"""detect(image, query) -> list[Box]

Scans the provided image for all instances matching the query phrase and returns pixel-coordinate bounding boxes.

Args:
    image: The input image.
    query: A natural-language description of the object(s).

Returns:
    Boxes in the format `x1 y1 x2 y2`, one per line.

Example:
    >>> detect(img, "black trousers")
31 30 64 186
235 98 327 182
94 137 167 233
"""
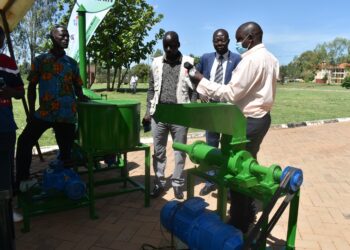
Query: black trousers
16 117 76 189
228 112 271 233
0 132 16 192
0 145 16 250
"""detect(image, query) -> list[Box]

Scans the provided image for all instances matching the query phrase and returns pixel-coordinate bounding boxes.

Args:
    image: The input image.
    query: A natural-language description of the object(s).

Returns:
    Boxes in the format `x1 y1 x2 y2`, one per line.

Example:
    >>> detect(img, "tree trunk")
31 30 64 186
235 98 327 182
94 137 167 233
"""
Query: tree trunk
115 68 129 91
106 61 111 91
122 69 129 84
111 67 118 90
88 59 97 89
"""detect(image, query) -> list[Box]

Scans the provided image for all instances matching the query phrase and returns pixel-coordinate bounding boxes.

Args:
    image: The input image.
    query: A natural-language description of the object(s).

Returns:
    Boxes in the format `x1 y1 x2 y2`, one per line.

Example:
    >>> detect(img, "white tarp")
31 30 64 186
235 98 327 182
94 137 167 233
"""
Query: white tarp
0 0 35 31
66 3 110 61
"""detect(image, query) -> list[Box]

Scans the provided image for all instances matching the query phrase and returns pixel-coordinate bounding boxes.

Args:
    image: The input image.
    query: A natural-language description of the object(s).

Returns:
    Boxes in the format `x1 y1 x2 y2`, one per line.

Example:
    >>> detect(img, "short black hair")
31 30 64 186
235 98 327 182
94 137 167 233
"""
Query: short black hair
163 31 179 43
237 21 263 41
50 24 67 38
213 29 229 40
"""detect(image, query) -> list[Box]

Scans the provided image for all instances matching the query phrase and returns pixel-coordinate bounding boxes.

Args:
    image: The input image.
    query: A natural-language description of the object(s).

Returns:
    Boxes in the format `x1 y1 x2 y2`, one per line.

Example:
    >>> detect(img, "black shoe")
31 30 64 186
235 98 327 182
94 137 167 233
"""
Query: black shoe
173 186 184 199
199 185 216 196
150 184 165 198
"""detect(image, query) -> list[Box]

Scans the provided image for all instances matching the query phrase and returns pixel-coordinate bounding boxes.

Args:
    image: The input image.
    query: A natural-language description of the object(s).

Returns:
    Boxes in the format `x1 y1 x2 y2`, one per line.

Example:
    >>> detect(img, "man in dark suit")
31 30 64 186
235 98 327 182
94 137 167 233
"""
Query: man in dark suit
196 29 241 196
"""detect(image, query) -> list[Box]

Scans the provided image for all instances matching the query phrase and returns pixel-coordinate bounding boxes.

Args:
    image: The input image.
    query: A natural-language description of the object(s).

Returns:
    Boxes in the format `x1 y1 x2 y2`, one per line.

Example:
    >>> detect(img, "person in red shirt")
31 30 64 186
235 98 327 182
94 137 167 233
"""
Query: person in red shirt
0 26 25 222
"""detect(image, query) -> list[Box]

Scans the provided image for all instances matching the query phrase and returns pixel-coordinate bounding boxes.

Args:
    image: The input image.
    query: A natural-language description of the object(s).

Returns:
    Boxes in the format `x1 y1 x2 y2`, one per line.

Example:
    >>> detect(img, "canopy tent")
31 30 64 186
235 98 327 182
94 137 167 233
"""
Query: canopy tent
0 0 35 31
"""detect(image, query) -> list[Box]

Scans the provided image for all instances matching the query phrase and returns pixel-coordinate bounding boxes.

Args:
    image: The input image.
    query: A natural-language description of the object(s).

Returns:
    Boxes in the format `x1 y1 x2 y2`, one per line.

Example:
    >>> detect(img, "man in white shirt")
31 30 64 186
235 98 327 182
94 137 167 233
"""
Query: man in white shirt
129 75 138 94
189 21 279 234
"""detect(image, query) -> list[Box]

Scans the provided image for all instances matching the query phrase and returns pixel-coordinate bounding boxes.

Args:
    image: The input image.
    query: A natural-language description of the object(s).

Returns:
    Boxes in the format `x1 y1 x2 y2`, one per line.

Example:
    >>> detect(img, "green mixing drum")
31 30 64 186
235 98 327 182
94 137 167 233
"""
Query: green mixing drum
77 100 141 153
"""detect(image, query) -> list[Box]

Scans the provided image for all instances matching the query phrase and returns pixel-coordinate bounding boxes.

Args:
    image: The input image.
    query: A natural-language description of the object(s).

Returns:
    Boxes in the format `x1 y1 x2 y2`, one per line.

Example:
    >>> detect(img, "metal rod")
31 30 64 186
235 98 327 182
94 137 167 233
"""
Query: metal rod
77 5 87 88
286 190 300 249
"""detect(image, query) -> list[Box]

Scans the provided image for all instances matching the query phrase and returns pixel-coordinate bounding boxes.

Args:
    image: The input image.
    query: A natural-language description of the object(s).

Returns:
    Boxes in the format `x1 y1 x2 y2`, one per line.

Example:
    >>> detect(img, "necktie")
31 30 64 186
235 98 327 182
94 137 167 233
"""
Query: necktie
214 55 224 84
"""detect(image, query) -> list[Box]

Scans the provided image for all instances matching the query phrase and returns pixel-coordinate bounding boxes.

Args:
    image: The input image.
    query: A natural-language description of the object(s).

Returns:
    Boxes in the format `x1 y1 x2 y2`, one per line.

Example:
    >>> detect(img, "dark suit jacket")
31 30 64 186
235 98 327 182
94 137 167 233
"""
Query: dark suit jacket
196 51 241 84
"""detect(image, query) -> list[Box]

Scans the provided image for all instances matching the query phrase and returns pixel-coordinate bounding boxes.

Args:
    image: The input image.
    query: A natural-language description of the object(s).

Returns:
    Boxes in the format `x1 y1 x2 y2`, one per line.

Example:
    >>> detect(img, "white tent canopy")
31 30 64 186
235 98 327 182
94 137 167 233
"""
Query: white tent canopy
0 0 35 31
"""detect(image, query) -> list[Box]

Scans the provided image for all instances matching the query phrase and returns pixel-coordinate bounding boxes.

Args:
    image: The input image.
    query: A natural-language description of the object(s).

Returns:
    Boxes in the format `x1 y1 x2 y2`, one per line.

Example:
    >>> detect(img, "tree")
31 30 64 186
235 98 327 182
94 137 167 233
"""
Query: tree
12 0 65 63
130 63 150 83
279 65 288 83
281 37 350 82
86 0 164 91
189 54 200 65
341 76 350 89
153 49 163 58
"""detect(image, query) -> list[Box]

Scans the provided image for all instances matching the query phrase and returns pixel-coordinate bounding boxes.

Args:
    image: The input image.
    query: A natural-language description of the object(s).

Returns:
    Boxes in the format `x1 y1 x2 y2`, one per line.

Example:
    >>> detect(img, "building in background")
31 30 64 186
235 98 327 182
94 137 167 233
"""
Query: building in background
314 62 350 84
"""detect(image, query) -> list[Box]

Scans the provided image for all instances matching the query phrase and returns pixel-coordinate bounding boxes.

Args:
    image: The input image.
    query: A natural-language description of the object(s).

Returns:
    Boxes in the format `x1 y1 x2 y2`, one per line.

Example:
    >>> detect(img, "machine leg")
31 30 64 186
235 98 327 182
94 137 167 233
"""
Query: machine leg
87 156 97 219
258 217 269 250
121 153 128 188
186 170 195 199
286 190 300 250
217 185 227 220
21 203 30 233
144 147 150 207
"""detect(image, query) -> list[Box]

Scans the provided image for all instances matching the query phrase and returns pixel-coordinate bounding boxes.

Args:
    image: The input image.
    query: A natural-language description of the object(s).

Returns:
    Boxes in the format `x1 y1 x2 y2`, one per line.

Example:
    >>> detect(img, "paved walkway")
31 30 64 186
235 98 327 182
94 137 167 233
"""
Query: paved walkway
14 121 350 250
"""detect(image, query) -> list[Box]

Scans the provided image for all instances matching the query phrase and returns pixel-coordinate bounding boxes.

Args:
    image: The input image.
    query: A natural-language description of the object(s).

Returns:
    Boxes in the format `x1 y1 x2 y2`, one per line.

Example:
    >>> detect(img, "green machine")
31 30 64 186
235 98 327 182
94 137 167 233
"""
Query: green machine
77 99 151 219
18 99 150 232
154 103 303 250
82 87 107 100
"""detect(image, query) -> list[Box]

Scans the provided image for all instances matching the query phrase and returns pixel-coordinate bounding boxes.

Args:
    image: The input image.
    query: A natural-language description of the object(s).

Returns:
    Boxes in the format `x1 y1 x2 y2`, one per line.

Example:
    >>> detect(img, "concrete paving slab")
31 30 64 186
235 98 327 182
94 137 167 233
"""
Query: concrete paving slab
14 121 350 250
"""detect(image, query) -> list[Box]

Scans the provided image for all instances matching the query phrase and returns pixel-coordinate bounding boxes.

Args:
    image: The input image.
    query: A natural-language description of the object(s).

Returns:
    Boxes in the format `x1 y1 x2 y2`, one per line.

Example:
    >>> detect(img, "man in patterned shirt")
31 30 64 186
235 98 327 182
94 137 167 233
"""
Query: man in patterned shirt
16 25 88 190
143 31 195 200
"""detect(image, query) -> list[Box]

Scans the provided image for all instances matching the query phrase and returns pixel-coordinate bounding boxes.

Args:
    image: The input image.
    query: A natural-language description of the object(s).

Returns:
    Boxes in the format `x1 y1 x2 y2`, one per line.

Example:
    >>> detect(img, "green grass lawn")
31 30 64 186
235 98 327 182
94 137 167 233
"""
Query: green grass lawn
272 82 350 124
12 82 350 146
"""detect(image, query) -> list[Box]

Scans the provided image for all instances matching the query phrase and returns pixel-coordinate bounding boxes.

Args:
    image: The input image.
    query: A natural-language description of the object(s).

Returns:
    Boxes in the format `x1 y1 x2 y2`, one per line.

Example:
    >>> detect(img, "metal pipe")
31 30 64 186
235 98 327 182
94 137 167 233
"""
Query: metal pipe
77 5 87 88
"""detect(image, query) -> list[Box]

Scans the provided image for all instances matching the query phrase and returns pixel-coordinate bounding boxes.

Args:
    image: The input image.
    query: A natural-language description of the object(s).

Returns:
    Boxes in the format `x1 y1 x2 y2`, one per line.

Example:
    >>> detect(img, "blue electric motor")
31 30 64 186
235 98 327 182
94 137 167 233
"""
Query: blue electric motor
42 161 86 200
160 197 243 250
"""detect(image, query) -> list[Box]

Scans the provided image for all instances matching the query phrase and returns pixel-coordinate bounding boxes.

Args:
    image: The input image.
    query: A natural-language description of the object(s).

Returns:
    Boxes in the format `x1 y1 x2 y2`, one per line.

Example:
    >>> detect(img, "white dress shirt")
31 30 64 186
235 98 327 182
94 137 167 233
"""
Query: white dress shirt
196 44 279 118
209 51 229 85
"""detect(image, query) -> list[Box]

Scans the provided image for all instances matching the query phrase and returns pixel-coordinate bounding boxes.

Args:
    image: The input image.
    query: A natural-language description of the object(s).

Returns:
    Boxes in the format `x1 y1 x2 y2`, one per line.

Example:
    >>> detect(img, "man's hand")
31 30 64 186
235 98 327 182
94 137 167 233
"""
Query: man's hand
143 114 151 122
142 114 151 132
189 70 204 85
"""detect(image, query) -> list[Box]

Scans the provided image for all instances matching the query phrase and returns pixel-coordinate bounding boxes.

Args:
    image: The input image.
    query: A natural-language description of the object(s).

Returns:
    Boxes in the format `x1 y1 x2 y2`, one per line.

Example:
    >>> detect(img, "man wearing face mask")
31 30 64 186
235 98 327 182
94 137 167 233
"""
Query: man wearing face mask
196 29 241 196
188 21 279 234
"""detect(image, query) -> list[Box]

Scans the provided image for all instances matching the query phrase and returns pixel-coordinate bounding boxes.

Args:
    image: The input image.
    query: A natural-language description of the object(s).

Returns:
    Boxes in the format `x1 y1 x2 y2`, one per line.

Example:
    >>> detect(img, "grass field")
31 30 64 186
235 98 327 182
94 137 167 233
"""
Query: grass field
12 82 350 146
